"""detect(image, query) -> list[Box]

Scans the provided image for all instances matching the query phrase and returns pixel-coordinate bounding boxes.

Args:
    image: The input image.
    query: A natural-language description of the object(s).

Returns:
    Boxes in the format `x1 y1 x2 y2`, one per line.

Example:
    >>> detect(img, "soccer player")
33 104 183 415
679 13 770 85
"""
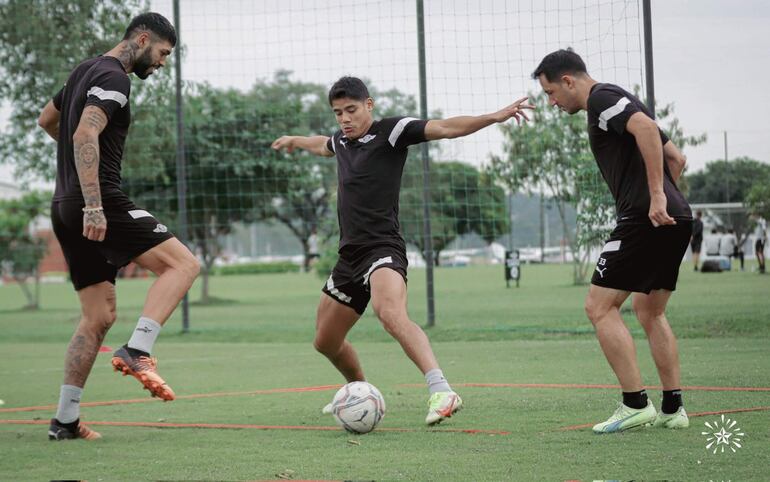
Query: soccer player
38 13 200 441
754 216 767 274
533 49 692 433
690 210 703 271
272 77 533 425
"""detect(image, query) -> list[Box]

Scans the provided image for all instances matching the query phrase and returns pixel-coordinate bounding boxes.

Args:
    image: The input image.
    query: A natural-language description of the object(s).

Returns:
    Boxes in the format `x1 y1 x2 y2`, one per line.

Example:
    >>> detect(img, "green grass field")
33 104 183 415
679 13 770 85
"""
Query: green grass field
1 264 769 480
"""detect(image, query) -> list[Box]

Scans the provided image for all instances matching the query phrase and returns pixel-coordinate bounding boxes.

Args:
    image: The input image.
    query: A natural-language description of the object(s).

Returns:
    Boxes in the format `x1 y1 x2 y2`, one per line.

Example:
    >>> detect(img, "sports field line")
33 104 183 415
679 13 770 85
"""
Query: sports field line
0 384 342 414
556 406 770 431
400 382 770 392
0 419 510 435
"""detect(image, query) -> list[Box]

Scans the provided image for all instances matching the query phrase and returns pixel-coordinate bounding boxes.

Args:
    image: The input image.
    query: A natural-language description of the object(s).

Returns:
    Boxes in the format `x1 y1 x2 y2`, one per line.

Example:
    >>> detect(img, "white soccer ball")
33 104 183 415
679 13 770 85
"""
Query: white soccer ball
331 381 386 434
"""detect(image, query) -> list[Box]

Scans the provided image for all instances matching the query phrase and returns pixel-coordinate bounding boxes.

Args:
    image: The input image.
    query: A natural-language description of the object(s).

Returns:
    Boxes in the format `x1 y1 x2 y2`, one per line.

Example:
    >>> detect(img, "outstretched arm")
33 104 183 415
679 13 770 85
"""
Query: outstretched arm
626 111 675 227
424 96 534 141
271 135 334 157
38 100 60 141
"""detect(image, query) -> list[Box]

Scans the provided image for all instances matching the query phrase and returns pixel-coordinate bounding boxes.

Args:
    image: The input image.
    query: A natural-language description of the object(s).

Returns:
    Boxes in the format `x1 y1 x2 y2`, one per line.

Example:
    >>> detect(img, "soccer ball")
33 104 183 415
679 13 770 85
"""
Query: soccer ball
331 381 386 434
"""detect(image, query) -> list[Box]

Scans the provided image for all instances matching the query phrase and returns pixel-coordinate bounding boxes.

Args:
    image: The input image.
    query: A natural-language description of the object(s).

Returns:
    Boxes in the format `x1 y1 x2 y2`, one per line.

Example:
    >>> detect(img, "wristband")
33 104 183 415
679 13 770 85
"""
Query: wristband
82 206 104 213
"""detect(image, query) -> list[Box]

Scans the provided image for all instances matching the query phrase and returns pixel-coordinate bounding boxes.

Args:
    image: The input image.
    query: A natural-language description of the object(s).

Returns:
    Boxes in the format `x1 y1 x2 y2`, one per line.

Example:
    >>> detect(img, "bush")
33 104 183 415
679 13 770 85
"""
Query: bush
215 262 299 276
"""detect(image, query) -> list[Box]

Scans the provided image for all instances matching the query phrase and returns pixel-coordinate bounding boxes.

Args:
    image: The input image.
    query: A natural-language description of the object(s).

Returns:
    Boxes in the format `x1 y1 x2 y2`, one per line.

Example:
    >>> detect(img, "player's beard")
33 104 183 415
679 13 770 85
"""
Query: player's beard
133 48 155 80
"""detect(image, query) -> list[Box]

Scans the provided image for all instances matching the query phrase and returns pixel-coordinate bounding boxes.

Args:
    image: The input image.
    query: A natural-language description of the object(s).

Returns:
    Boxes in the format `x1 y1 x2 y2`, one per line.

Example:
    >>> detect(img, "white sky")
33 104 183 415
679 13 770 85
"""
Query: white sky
1 0 768 186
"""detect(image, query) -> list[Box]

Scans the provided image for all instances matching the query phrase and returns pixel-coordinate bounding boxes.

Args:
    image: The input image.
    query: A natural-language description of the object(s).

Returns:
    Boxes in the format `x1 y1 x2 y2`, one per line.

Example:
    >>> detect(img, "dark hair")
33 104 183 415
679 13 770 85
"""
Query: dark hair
124 12 177 47
328 76 370 105
532 48 587 82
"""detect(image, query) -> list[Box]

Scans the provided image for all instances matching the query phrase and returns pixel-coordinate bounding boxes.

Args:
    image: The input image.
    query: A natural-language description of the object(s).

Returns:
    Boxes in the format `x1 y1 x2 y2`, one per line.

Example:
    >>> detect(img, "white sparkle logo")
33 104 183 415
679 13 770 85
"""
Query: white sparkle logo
702 414 744 454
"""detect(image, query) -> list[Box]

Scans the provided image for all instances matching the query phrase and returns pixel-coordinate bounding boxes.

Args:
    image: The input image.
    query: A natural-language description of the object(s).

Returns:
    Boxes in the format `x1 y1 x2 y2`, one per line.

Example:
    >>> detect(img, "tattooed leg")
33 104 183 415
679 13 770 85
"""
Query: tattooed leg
63 282 117 387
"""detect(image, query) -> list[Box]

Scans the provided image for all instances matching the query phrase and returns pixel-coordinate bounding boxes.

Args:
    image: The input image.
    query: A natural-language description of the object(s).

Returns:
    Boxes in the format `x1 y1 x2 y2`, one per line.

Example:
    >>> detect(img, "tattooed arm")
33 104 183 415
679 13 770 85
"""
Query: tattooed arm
73 105 109 241
38 100 61 141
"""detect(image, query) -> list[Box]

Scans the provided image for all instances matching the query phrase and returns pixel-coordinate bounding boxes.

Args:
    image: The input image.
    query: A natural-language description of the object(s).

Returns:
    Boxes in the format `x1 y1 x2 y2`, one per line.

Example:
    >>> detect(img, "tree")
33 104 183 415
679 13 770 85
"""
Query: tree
0 0 145 182
745 181 770 221
0 191 52 310
489 92 598 283
401 161 509 265
687 157 770 204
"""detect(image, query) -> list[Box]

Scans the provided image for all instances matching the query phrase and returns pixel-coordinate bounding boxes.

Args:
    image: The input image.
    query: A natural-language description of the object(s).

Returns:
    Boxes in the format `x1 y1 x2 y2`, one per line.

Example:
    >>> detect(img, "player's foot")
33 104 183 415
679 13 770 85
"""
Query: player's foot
111 345 175 401
322 402 333 414
592 401 656 434
425 391 463 425
48 418 101 441
653 407 689 429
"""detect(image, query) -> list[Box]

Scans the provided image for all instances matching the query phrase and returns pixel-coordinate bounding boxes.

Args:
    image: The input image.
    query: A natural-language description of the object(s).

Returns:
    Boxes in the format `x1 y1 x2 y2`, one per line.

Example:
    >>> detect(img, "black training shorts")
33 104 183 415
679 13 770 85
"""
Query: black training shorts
51 195 174 290
322 244 408 315
591 220 692 294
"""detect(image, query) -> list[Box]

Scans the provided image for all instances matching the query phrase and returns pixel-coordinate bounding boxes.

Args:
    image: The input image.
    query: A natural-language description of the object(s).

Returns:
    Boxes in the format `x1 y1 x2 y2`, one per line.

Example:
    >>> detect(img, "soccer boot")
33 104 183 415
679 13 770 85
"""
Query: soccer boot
425 391 463 425
111 345 175 401
48 418 101 441
322 402 333 414
653 407 689 429
592 401 657 434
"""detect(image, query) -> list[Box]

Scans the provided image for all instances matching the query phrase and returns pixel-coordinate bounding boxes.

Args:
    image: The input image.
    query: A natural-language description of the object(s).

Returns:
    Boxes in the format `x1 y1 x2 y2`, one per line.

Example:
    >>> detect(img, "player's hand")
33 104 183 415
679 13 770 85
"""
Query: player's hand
649 192 676 227
82 209 107 242
493 96 535 125
271 136 295 153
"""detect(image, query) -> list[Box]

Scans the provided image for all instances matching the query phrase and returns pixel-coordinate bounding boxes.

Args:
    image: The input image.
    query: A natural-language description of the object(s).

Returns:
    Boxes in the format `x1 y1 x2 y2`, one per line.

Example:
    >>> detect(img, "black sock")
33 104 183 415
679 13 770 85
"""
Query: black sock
54 418 79 430
124 345 149 358
622 390 648 409
662 389 683 414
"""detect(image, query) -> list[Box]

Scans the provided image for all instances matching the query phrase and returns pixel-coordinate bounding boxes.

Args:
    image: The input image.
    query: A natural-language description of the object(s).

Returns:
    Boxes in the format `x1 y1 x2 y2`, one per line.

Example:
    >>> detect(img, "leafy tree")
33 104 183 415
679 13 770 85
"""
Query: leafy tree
687 157 770 204
0 191 52 310
401 161 509 265
0 0 145 182
745 181 770 221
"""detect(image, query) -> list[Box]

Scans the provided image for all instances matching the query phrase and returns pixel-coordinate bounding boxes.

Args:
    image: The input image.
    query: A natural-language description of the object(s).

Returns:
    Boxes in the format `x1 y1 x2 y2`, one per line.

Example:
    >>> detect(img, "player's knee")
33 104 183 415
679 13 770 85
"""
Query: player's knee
82 307 116 333
375 307 406 336
584 297 607 324
179 253 201 281
313 335 339 357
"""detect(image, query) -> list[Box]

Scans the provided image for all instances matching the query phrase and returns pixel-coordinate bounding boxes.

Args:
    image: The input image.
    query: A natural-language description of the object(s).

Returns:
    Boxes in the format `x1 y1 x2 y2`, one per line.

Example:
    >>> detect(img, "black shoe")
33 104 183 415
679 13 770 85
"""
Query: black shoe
48 418 101 441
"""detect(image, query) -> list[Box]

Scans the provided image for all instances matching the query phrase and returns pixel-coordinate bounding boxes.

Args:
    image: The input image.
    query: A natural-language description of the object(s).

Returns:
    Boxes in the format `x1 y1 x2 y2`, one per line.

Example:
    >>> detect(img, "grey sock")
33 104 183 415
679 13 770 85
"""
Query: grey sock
425 368 452 394
127 316 162 355
55 384 82 423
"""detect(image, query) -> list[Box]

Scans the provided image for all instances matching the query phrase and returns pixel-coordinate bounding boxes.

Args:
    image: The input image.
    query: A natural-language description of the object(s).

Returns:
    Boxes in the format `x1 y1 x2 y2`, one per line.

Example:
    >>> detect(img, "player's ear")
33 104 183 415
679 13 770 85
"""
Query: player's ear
562 74 574 89
365 97 374 112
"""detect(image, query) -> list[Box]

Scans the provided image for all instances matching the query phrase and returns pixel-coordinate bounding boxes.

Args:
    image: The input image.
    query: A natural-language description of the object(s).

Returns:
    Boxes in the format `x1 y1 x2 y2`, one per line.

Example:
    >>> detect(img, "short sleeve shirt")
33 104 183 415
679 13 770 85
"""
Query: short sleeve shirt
53 56 132 201
325 116 428 250
587 83 691 222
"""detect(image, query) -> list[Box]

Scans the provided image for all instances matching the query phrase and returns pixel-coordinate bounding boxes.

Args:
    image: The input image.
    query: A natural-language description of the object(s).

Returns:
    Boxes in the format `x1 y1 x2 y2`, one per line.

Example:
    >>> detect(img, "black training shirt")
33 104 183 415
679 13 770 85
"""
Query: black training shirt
53 56 131 201
325 116 429 251
587 83 691 222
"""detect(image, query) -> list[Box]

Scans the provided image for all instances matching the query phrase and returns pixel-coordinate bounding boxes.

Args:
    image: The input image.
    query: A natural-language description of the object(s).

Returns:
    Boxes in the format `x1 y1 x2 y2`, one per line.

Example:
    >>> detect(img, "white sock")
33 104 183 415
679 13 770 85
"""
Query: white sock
425 368 452 395
55 385 82 423
127 316 162 355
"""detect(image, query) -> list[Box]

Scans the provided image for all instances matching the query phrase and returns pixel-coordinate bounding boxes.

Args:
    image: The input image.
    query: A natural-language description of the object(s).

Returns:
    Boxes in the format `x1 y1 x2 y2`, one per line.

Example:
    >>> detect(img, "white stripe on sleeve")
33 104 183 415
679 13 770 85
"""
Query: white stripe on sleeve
598 97 630 132
87 86 128 107
388 117 419 147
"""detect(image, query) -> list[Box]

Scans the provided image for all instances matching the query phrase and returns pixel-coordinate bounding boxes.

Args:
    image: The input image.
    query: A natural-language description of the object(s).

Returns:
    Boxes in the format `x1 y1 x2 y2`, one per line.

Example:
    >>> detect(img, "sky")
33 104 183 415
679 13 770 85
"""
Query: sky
1 0 768 186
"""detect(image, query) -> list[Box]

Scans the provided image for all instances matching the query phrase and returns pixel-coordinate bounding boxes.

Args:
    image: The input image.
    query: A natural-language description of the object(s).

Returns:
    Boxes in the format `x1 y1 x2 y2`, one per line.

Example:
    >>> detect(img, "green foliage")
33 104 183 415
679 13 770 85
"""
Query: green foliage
401 161 509 265
0 191 52 309
214 261 299 276
0 0 146 182
745 181 770 220
687 157 770 204
489 92 604 283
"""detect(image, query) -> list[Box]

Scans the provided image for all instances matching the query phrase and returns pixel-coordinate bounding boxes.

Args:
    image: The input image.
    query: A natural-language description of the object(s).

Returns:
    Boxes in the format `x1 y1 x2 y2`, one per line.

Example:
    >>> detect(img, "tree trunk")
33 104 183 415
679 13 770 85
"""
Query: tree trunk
14 274 38 310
